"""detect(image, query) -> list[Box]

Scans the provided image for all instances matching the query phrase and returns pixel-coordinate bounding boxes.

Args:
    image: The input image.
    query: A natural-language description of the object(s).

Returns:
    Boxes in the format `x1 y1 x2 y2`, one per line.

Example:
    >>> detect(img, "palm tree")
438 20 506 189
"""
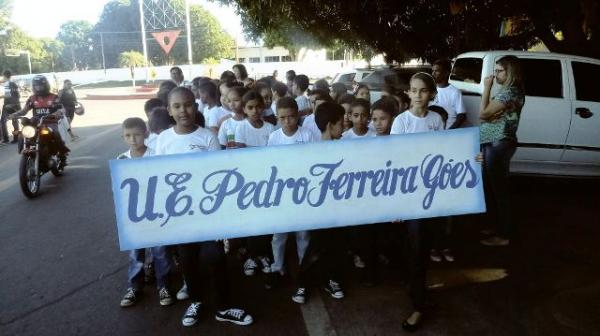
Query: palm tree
119 50 146 87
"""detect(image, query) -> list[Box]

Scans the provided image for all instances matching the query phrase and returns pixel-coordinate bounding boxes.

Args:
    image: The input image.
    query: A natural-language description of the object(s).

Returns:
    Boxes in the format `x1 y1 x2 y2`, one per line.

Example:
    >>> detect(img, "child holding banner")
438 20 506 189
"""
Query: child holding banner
218 87 247 149
391 72 443 332
266 97 316 291
117 118 174 308
235 91 275 277
155 87 253 328
294 101 346 304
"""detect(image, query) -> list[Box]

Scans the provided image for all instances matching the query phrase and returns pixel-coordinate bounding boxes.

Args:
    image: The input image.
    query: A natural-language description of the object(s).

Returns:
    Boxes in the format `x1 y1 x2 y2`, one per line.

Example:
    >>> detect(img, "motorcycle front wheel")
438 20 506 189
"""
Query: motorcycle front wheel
19 154 41 198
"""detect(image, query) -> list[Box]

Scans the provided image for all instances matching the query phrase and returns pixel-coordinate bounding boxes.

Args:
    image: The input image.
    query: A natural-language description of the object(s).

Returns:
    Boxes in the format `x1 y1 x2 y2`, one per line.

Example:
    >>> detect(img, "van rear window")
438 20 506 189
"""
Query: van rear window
450 58 482 83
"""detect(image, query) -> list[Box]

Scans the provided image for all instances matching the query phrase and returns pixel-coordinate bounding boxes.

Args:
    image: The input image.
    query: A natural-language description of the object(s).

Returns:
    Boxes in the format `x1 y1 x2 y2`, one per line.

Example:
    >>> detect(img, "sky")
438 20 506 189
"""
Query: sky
10 0 249 44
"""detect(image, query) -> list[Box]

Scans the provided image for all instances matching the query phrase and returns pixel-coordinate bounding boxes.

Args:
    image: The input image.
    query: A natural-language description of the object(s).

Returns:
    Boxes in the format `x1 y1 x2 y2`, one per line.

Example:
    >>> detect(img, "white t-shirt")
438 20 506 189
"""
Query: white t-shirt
431 84 465 129
390 110 444 135
195 99 205 114
144 132 158 151
235 119 274 147
295 95 311 122
154 127 219 155
117 147 154 159
218 117 246 147
301 113 323 140
205 106 231 129
342 128 376 139
295 95 310 112
268 126 317 146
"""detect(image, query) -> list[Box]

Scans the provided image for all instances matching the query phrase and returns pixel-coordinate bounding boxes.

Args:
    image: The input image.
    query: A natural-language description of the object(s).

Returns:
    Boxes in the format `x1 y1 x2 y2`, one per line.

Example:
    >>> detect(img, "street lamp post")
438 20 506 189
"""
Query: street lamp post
23 51 32 75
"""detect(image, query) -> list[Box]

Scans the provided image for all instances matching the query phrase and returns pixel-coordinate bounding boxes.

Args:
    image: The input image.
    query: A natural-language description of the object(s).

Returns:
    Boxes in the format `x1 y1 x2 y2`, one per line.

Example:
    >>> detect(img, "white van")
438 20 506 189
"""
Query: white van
450 51 600 177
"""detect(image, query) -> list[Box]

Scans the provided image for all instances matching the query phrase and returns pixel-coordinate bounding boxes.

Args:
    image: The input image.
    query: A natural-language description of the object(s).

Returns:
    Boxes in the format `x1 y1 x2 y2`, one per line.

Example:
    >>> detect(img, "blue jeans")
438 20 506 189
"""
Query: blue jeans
482 139 517 239
127 246 171 290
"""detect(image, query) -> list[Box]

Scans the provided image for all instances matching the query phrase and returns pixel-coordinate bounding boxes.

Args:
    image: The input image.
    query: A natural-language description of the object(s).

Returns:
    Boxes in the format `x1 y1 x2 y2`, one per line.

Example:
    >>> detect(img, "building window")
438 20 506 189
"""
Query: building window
264 56 280 63
237 58 245 63
249 57 261 63
281 55 292 62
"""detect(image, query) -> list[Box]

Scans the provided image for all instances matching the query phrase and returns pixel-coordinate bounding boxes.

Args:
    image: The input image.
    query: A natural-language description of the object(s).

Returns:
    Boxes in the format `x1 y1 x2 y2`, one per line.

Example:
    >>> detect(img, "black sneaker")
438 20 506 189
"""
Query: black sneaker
324 280 344 299
182 302 201 327
120 288 139 307
215 308 253 326
292 287 306 304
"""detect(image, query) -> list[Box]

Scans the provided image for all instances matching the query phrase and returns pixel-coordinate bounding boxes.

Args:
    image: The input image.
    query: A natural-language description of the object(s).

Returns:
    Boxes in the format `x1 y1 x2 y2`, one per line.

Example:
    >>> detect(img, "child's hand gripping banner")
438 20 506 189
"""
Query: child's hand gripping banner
110 127 486 250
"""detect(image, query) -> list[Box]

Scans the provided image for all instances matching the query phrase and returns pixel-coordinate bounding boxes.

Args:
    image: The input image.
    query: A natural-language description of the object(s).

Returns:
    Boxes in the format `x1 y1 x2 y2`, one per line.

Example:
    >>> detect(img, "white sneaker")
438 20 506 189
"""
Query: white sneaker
481 236 510 247
176 283 189 300
243 258 258 276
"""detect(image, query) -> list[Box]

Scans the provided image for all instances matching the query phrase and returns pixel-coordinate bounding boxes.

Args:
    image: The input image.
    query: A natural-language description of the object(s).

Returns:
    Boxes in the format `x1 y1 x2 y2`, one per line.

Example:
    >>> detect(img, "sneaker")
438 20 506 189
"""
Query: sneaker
182 302 201 327
292 287 307 304
441 249 455 262
430 249 442 262
481 236 510 247
215 308 254 326
259 256 271 273
159 287 174 306
120 288 139 307
324 280 344 299
243 258 258 276
353 255 366 269
177 283 189 300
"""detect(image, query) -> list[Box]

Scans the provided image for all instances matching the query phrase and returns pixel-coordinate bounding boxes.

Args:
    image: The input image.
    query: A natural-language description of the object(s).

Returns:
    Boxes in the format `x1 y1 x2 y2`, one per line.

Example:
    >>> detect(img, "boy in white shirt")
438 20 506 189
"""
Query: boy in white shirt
342 98 376 139
217 87 247 149
292 102 346 304
271 81 288 117
431 59 466 129
265 97 315 291
154 87 253 328
293 74 312 121
303 89 332 140
118 118 174 308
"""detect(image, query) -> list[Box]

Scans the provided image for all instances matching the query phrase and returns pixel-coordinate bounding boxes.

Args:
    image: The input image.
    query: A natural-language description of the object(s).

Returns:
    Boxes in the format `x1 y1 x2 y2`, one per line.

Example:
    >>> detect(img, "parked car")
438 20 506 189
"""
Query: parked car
450 50 600 177
331 68 375 91
360 65 431 102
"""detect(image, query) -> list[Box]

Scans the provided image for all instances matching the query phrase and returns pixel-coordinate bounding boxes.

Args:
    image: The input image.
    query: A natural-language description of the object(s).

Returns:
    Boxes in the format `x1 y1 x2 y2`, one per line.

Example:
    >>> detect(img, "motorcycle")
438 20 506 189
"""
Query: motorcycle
17 115 67 198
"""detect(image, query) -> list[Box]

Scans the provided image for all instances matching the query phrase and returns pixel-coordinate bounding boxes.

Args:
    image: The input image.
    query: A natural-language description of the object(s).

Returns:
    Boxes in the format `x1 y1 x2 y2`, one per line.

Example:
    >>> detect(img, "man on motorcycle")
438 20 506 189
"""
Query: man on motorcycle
8 75 70 161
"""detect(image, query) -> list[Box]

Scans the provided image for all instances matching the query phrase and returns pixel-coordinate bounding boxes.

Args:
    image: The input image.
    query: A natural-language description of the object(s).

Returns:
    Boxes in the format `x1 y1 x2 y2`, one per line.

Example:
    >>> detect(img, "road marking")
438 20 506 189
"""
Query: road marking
300 292 338 336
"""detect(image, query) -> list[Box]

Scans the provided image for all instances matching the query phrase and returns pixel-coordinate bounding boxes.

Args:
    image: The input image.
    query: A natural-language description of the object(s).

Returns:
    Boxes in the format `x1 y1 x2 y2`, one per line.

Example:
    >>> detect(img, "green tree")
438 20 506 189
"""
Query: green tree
57 20 98 70
216 0 600 61
119 50 145 68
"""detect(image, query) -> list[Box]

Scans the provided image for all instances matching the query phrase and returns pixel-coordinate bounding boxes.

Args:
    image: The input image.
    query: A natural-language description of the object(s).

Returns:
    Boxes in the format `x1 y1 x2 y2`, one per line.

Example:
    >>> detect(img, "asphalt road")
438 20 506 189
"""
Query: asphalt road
1 95 599 336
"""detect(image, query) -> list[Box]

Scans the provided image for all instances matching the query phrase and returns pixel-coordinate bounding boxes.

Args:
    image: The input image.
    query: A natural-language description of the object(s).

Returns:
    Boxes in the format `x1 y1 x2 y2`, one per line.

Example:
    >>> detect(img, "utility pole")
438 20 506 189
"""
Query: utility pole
138 0 149 82
185 0 193 78
100 32 106 76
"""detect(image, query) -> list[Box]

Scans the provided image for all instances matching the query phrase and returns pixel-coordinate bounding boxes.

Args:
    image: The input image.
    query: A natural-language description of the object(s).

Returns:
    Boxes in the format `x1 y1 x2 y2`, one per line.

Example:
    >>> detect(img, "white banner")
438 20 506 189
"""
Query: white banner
110 127 485 250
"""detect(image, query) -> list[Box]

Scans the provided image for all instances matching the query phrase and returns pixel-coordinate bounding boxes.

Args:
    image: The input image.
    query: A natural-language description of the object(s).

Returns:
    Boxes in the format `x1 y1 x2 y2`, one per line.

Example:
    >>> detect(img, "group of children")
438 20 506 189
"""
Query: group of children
117 65 458 331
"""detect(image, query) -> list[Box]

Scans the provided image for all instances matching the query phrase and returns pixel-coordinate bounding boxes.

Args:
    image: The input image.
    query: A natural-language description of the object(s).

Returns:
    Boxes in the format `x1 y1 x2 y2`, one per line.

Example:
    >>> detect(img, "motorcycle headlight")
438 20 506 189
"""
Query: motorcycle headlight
22 126 36 139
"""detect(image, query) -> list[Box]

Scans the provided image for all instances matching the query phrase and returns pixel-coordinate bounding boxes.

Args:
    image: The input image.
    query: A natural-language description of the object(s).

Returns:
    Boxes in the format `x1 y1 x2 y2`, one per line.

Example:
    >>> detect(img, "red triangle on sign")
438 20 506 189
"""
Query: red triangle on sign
151 30 182 55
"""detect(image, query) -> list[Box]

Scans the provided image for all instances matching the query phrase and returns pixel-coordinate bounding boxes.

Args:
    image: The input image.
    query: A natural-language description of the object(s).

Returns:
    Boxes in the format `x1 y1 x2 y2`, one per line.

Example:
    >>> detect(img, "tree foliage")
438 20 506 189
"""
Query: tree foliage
119 50 145 67
215 0 600 62
57 20 98 70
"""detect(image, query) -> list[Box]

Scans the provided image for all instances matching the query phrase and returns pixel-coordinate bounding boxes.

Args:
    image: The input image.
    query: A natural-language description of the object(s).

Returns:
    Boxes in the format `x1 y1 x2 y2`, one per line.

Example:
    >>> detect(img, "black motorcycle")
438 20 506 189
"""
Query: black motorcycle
17 115 67 198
